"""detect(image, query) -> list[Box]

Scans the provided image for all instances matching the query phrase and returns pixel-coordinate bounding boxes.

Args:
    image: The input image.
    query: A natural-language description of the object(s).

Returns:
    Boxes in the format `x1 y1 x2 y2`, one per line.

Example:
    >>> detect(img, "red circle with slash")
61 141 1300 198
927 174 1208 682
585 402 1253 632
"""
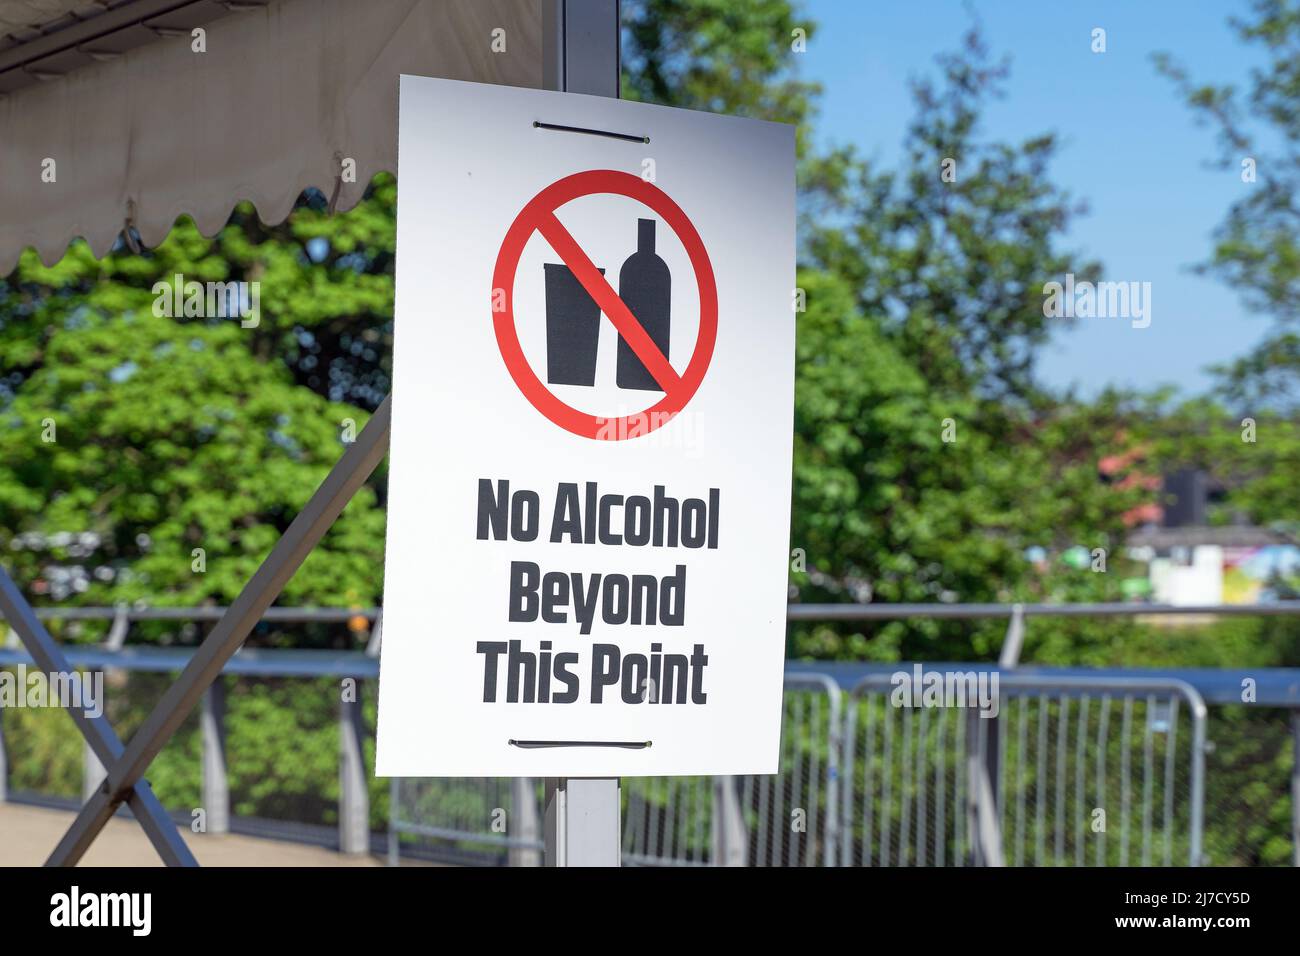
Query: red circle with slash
491 169 717 440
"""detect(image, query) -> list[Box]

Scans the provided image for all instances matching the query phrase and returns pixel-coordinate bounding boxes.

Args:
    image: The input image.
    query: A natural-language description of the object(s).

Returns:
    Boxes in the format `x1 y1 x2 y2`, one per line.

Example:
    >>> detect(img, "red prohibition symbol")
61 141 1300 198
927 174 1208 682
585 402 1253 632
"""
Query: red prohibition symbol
491 169 718 440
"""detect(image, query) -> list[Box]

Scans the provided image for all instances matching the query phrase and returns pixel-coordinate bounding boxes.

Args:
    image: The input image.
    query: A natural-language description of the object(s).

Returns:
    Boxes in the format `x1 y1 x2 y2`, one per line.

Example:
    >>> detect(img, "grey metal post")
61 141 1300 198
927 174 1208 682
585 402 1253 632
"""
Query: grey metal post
972 606 1023 862
84 606 124 806
839 702 858 867
0 689 7 803
997 603 1026 669
200 681 229 834
710 775 748 866
964 708 981 864
540 0 623 868
387 776 401 866
964 709 1006 866
971 753 1006 867
82 739 106 805
339 679 370 855
543 0 621 97
510 777 542 866
544 778 621 866
1292 710 1300 868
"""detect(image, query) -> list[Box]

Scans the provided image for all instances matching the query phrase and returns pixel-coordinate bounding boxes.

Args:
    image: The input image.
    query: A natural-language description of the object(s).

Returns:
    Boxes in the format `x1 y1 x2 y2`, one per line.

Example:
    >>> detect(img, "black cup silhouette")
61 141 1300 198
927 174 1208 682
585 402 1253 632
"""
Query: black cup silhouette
543 262 605 386
616 219 672 391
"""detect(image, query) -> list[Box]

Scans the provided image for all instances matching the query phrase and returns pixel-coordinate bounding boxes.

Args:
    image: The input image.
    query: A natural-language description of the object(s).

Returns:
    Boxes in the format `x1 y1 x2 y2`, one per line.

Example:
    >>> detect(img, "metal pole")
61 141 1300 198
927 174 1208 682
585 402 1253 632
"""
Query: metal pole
1291 711 1300 868
82 738 106 805
0 690 6 804
544 777 621 866
710 776 748 866
387 777 401 866
510 777 542 867
338 680 370 855
539 0 622 867
544 0 621 97
44 395 391 866
997 603 1026 669
976 606 1023 853
201 682 229 834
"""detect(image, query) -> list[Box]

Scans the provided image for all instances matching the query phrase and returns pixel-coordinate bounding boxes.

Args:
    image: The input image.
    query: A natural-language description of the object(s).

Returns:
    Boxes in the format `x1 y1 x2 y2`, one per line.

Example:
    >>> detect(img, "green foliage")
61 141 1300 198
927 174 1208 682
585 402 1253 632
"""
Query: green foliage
1139 394 1300 530
622 0 820 154
0 182 396 623
789 29 1140 660
0 285 384 615
802 28 1098 403
1155 0 1300 412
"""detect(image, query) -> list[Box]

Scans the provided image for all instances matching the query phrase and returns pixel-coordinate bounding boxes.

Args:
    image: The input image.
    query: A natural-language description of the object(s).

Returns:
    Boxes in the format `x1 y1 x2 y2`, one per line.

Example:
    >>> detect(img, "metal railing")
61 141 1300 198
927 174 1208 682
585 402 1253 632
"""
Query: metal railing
0 637 380 854
1 601 1298 865
617 673 842 867
841 673 1206 867
736 673 841 867
388 777 543 866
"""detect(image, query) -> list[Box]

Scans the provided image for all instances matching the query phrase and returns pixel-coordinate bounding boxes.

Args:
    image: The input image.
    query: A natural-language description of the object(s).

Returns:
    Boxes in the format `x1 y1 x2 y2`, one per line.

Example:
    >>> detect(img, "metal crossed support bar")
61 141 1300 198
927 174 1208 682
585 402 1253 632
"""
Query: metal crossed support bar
19 395 392 866
0 568 198 865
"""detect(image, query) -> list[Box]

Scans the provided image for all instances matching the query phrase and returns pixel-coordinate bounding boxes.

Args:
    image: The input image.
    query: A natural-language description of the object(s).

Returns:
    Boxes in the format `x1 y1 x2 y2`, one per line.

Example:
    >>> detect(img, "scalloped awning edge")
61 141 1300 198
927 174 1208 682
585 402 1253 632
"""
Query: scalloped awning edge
0 0 543 275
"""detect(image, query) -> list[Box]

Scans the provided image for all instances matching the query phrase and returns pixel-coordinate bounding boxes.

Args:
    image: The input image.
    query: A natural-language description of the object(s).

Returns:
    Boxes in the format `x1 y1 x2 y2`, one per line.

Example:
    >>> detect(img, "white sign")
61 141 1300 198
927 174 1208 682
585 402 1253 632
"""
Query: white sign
376 76 795 776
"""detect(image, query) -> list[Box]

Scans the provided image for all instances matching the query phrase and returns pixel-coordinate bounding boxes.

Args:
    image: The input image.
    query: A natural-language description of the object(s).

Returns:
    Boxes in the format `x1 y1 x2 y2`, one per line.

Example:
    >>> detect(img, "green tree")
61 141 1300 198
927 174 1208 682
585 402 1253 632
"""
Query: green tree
0 249 385 621
622 0 820 152
1151 0 1300 545
1155 0 1300 413
790 28 1138 660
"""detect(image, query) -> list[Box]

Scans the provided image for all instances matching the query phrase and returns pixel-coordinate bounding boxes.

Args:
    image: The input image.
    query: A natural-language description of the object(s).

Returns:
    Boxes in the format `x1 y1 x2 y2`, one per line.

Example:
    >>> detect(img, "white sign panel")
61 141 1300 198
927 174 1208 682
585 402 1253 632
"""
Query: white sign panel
376 76 795 776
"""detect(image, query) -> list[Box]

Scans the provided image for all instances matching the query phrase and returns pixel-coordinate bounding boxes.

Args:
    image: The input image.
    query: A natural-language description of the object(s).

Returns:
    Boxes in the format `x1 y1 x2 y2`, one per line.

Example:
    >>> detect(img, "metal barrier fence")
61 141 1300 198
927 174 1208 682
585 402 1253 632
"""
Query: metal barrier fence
616 674 842 867
737 674 841 867
840 674 1206 867
622 776 713 866
388 777 543 866
1 602 1298 865
0 640 380 854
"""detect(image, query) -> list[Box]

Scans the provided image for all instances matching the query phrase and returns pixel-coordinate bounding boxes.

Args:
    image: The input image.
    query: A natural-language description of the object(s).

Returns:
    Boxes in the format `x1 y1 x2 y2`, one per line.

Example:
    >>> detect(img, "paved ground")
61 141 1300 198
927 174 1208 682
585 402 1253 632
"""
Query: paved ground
0 803 385 866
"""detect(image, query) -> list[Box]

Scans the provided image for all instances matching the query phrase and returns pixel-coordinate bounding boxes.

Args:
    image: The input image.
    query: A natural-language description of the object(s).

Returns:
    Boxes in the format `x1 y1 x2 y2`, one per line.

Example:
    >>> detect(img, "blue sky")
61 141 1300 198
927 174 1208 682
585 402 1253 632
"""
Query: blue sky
798 0 1268 398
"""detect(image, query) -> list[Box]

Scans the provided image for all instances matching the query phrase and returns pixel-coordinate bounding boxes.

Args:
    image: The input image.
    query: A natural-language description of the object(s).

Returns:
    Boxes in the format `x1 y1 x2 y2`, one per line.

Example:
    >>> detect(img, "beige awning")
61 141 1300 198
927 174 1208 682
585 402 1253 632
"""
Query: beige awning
0 0 543 273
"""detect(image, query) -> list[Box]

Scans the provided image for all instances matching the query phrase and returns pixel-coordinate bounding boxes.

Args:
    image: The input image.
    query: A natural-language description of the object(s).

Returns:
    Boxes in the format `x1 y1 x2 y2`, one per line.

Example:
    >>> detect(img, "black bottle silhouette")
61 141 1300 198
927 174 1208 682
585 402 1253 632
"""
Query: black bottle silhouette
616 218 672 391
